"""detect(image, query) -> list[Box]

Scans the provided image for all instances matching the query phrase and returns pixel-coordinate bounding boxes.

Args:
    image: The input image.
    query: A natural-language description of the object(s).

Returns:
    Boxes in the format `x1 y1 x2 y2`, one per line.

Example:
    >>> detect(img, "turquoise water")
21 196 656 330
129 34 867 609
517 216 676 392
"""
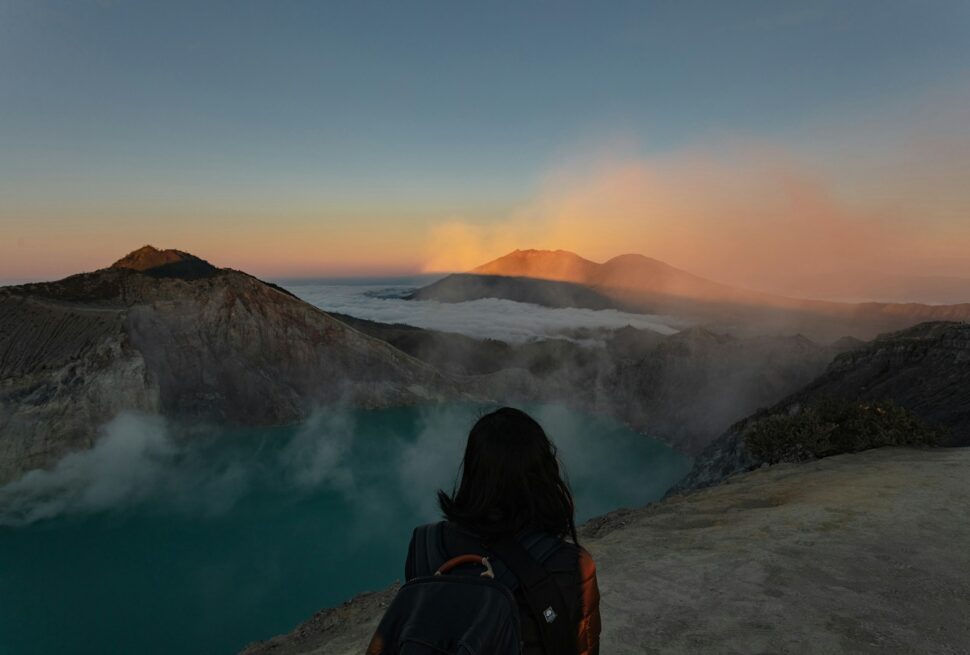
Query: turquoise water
0 404 691 655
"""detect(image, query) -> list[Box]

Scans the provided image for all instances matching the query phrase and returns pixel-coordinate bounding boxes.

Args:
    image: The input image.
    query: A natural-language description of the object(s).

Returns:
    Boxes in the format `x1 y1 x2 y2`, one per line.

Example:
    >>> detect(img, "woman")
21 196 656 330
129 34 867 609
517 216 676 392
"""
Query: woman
404 407 601 655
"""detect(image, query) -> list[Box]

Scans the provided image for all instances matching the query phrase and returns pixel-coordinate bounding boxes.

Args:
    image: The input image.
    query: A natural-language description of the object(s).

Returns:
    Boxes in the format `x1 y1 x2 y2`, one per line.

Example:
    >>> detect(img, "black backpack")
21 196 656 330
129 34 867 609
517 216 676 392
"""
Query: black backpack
367 522 574 655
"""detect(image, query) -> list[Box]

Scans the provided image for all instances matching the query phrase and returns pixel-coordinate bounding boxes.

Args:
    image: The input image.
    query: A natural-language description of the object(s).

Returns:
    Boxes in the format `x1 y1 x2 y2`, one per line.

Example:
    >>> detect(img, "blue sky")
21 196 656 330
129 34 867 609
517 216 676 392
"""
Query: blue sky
1 0 969 280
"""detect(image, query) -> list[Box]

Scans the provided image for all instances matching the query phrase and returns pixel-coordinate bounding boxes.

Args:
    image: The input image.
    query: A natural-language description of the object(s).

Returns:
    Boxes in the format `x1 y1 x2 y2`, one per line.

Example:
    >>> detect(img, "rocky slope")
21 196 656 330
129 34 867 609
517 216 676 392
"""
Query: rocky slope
0 247 449 484
241 447 970 655
416 249 970 340
327 314 842 455
672 321 970 492
792 321 970 439
603 328 836 454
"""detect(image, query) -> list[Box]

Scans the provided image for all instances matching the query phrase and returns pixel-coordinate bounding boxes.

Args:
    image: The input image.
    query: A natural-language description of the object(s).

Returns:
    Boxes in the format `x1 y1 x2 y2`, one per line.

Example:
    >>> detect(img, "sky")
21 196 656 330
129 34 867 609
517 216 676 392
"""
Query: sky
2 0 969 290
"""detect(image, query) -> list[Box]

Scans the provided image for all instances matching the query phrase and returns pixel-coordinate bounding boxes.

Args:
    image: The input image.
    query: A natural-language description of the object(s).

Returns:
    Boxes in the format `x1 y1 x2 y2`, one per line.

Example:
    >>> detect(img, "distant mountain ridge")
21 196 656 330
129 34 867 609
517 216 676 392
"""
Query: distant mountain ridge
473 249 777 305
416 249 970 340
407 273 619 311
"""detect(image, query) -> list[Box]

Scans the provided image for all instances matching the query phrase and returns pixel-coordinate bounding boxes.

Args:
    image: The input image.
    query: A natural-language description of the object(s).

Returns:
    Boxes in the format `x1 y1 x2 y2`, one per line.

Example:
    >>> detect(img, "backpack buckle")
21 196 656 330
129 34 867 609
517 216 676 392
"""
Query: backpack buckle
480 556 495 579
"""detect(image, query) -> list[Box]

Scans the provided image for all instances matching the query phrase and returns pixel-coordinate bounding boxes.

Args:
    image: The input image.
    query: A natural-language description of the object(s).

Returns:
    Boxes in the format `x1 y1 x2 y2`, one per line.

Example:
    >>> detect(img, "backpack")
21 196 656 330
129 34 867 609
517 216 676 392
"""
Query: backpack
366 522 574 655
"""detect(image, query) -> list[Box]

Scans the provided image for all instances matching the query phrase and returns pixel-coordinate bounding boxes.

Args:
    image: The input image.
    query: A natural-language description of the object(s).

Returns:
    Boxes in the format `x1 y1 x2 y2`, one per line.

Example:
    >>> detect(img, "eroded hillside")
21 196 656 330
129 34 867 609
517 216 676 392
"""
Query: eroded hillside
333 313 842 455
0 248 449 484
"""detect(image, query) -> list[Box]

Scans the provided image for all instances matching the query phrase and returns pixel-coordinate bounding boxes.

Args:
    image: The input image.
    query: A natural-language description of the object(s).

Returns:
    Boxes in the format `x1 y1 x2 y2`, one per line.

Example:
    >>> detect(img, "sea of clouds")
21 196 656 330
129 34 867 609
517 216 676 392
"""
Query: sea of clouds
282 282 681 343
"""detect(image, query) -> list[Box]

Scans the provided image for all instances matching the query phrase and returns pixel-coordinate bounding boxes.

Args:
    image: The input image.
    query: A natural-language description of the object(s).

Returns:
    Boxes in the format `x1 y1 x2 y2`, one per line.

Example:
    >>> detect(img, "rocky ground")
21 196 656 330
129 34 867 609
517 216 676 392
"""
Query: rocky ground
242 447 970 655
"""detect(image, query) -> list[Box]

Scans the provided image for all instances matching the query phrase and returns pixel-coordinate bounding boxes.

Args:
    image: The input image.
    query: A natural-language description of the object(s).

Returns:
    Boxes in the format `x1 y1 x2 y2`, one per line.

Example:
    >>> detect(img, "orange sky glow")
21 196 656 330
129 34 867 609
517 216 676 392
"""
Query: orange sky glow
3 90 969 291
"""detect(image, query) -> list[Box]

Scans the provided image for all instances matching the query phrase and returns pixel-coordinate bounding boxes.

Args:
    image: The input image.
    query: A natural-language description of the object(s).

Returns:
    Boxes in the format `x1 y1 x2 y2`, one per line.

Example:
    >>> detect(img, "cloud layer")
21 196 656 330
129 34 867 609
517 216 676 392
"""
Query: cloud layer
286 283 681 342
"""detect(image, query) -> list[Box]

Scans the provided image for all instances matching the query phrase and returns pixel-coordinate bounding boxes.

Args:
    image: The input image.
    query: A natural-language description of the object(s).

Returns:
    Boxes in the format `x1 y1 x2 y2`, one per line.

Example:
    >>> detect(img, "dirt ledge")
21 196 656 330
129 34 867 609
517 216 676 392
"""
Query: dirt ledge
242 447 970 655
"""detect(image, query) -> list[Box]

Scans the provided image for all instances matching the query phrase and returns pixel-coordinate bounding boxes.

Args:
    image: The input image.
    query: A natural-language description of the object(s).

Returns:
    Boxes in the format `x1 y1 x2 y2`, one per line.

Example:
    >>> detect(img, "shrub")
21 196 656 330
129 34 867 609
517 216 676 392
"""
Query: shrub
743 398 945 464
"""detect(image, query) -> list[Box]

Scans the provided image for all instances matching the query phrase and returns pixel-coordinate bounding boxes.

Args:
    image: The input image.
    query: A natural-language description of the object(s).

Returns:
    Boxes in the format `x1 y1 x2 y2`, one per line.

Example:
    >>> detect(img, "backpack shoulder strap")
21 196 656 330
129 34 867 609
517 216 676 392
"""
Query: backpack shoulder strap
488 536 574 655
521 531 564 565
410 521 449 578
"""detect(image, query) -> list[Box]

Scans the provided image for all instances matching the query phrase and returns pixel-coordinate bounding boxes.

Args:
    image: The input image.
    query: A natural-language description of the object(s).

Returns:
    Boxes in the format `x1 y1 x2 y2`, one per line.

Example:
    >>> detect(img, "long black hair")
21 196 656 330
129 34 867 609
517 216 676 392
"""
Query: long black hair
437 407 579 545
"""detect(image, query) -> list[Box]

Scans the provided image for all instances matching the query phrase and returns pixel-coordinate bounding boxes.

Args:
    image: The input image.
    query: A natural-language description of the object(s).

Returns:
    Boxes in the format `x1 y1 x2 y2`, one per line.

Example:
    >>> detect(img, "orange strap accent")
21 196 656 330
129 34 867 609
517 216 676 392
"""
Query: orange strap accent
435 554 489 576
434 555 485 575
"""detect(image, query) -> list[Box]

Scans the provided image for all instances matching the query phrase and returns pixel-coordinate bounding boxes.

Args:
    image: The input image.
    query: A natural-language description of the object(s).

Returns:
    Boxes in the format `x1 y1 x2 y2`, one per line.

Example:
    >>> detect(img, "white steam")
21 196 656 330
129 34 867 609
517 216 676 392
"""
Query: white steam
396 405 471 517
0 411 363 526
279 410 357 491
0 413 177 524
0 404 689 527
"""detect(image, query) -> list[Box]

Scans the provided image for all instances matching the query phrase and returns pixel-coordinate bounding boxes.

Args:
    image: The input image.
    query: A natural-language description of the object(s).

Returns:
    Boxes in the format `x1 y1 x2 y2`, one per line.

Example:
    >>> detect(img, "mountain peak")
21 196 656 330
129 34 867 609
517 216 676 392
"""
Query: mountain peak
603 253 666 267
111 246 218 279
471 249 598 283
477 248 593 265
468 248 731 299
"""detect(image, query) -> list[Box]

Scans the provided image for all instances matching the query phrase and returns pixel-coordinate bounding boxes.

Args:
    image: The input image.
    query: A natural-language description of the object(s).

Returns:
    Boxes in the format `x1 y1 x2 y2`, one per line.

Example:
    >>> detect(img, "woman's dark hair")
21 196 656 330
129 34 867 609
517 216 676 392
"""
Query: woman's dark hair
437 407 579 545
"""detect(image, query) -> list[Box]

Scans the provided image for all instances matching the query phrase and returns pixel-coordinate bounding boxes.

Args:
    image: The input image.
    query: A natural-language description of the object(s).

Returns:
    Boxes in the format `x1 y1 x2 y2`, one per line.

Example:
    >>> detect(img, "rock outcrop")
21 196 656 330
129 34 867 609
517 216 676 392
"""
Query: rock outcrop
603 328 836 454
672 321 970 493
241 447 970 654
792 321 970 441
0 247 449 484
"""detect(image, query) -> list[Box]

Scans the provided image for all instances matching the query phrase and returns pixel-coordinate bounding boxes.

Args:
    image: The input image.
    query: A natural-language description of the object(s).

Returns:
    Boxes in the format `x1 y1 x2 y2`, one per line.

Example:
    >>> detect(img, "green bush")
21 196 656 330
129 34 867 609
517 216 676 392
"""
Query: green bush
743 398 945 464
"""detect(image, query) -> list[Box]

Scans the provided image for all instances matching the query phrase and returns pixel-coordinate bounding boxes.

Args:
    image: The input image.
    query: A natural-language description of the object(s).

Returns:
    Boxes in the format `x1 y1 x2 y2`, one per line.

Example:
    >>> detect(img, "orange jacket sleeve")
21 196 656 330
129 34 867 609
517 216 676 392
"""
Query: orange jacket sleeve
576 547 601 655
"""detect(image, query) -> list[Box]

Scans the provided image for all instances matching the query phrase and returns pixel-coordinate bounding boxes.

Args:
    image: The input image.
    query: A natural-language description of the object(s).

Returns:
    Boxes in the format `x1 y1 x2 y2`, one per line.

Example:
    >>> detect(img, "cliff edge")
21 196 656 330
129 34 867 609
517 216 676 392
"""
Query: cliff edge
241 446 970 654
